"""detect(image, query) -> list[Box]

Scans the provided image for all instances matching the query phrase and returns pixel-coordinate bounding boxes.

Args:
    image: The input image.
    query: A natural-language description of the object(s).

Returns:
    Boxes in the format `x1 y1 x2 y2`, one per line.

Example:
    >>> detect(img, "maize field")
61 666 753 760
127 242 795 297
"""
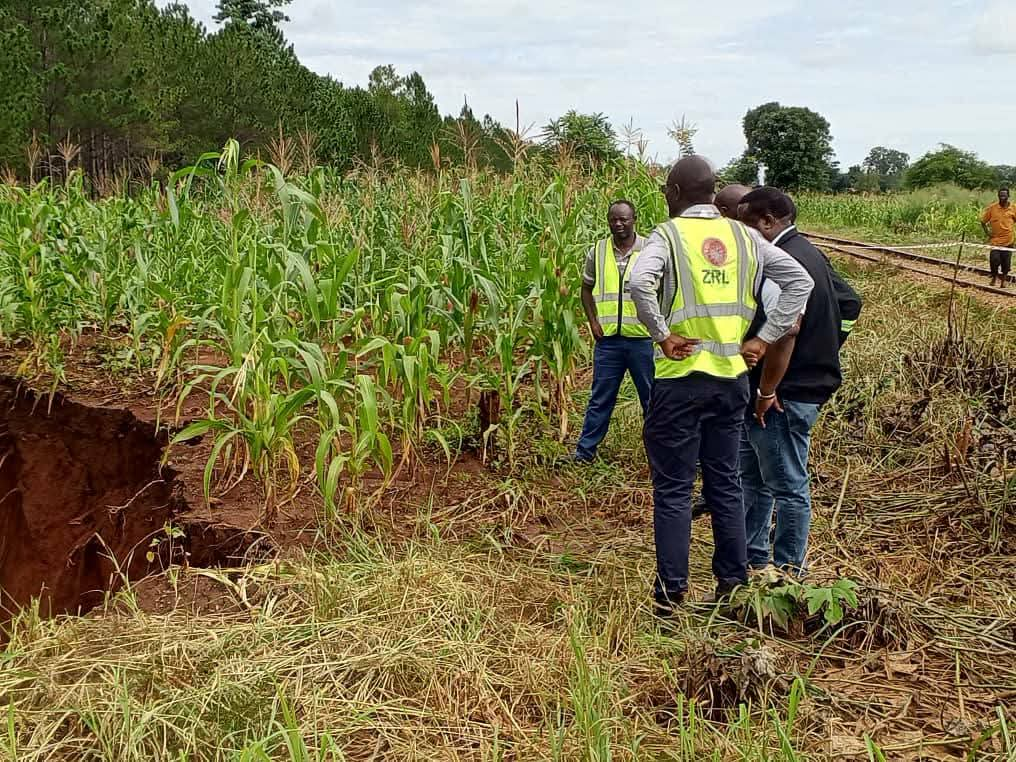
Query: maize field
797 184 997 243
0 146 1013 760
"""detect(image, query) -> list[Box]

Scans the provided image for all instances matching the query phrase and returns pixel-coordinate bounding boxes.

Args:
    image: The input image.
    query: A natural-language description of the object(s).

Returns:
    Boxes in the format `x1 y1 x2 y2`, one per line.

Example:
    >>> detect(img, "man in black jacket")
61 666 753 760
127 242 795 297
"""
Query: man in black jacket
785 198 862 346
736 187 859 574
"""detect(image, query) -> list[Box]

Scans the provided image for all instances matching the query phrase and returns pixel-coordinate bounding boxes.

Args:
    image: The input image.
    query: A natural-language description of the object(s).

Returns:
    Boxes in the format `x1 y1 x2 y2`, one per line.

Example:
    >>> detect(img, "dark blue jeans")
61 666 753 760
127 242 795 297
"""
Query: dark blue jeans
740 399 822 574
644 374 750 603
575 336 654 461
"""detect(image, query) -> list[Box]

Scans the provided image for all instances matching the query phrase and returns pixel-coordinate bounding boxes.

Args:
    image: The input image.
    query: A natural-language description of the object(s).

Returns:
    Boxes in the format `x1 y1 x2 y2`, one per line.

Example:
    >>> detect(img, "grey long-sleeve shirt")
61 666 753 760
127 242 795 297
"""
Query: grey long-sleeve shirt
628 204 814 345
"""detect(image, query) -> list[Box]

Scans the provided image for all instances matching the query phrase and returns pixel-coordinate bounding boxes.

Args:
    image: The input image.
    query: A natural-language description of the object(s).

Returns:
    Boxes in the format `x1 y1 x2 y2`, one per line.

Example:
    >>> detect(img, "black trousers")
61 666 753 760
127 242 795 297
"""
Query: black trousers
989 249 1012 278
644 373 750 602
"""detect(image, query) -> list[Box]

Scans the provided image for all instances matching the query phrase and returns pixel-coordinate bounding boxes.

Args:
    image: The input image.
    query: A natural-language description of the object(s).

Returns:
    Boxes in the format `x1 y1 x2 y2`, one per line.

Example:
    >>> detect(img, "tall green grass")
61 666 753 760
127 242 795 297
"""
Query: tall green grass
797 184 995 240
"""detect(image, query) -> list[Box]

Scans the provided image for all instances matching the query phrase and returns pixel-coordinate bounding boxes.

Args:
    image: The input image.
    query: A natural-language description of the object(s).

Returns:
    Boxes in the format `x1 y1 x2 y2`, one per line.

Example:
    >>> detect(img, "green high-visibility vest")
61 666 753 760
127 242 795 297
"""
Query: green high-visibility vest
654 217 759 379
593 237 651 338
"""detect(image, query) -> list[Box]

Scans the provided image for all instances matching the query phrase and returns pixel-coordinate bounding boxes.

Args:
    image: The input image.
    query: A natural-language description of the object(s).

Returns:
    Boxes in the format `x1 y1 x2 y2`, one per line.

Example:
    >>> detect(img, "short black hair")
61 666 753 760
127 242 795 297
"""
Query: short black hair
1001 186 1010 192
739 186 795 222
608 199 637 216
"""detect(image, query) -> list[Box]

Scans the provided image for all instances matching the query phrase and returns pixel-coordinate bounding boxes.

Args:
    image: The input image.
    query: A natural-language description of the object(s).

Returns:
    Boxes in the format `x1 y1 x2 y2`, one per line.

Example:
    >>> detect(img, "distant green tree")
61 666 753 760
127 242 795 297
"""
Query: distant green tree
834 164 880 193
68 0 165 173
365 64 442 167
440 105 479 167
193 23 291 147
308 76 358 168
856 170 881 193
542 111 619 164
0 0 514 179
903 145 998 190
480 115 513 173
719 154 760 186
741 102 835 190
0 8 41 171
863 146 909 190
828 173 847 193
863 147 909 177
3 0 163 177
993 165 1016 187
137 3 208 163
5 0 78 167
440 104 511 171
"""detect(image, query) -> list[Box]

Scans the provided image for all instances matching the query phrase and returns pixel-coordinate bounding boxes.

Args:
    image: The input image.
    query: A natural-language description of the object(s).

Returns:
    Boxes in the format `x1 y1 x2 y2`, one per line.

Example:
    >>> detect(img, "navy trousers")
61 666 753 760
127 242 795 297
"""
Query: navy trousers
575 336 654 461
644 373 750 603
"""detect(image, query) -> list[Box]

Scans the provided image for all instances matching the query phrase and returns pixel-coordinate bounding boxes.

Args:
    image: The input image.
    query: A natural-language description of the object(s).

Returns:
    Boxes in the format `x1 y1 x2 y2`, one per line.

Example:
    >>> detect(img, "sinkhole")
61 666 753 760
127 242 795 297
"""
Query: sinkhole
0 378 261 620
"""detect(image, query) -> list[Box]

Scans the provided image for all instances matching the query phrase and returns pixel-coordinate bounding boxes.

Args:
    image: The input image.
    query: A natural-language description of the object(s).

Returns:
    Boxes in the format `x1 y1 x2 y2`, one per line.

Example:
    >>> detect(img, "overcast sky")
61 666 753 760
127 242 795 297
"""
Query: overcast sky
164 0 1016 168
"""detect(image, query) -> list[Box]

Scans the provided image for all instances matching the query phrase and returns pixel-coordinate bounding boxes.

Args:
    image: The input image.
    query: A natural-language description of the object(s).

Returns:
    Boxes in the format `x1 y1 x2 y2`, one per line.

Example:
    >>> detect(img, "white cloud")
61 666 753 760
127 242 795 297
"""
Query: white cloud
972 1 1016 53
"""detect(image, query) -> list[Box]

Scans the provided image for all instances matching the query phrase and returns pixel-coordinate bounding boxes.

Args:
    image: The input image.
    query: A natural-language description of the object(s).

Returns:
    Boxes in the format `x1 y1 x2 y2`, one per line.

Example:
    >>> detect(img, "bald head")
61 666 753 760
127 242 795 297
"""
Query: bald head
715 184 751 219
663 156 716 216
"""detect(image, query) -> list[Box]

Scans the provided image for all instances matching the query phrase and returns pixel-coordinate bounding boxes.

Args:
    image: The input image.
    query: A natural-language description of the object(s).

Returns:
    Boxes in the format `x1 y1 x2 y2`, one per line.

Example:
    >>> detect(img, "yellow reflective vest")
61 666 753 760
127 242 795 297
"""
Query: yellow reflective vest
654 217 759 379
592 237 651 338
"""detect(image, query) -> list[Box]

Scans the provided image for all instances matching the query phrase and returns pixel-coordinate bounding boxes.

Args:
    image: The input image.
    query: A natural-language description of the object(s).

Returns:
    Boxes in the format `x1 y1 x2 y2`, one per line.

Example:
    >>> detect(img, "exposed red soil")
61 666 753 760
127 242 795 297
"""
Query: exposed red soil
0 377 182 617
0 370 282 620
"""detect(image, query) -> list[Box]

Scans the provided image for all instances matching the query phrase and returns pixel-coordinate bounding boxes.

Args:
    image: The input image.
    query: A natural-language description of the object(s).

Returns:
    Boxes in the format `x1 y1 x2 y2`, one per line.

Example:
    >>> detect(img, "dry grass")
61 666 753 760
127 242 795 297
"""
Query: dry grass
2 538 812 761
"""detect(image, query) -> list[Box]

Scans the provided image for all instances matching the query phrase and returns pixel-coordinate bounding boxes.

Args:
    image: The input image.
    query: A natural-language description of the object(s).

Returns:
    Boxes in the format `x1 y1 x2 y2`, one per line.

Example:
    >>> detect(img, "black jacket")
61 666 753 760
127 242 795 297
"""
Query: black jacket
828 261 862 346
749 229 852 406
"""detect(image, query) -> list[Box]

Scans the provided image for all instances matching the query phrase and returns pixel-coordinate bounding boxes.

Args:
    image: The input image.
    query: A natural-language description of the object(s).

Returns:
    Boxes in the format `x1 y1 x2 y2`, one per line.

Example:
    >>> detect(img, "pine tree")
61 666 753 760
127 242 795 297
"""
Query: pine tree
0 0 512 180
214 0 292 47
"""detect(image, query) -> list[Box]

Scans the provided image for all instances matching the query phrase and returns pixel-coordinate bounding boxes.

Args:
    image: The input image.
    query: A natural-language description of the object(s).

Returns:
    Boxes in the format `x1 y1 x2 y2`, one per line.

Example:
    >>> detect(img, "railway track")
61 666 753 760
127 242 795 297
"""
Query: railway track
805 232 1015 298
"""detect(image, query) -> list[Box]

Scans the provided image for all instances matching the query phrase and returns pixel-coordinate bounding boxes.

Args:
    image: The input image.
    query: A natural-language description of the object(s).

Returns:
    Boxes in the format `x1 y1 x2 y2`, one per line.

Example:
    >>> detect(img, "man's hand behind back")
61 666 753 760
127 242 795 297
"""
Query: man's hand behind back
660 333 700 360
740 337 769 368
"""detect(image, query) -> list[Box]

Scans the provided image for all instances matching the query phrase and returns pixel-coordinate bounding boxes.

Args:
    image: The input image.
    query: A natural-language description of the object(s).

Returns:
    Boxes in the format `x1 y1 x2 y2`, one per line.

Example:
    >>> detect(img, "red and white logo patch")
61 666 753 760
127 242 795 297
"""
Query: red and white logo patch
702 237 728 267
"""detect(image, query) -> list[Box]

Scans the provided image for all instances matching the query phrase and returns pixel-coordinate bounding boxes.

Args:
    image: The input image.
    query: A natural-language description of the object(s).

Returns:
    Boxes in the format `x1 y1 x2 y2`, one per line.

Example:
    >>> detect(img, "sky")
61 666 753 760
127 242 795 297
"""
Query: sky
163 0 1016 169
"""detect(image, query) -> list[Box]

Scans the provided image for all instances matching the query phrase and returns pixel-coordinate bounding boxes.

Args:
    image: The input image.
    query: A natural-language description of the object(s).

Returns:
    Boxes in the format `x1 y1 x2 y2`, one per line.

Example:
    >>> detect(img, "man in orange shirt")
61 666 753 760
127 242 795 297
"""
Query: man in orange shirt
981 187 1015 288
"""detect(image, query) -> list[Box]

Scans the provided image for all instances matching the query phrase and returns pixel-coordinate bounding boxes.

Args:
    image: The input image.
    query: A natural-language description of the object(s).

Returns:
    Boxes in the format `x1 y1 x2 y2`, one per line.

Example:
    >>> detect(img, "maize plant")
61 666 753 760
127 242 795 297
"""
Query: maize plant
0 142 689 521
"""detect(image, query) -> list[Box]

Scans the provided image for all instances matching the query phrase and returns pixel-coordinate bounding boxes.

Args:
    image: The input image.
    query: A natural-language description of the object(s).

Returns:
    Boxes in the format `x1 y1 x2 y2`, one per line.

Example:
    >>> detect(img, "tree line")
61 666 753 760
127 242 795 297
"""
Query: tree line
0 0 1010 192
0 0 524 181
719 102 1013 193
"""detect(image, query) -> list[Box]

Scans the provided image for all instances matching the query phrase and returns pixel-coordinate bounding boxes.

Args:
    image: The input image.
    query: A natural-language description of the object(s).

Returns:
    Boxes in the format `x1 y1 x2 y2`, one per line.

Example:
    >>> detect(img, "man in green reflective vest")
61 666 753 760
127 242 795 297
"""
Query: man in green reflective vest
629 157 814 611
574 200 654 462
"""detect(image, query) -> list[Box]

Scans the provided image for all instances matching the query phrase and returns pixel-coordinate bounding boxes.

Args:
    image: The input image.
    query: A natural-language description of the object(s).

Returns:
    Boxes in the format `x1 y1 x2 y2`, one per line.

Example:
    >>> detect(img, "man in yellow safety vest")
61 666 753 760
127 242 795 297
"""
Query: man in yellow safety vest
689 182 754 519
575 200 654 462
628 157 814 611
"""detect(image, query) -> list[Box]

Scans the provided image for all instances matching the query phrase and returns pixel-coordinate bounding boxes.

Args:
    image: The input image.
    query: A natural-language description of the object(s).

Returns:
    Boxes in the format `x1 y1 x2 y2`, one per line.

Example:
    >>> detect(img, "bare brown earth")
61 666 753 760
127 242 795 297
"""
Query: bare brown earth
0 372 281 619
0 376 181 617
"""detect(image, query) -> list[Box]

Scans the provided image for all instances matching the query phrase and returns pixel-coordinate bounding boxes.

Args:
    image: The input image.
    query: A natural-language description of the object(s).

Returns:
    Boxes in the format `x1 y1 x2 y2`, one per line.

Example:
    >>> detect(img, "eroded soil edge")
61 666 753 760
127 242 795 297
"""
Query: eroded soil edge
0 376 262 619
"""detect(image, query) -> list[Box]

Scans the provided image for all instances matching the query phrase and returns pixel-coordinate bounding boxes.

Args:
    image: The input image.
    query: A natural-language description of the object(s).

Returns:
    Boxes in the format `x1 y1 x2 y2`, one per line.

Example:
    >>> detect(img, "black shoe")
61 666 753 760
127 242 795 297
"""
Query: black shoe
712 578 746 601
696 579 746 604
654 592 686 619
691 498 711 519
